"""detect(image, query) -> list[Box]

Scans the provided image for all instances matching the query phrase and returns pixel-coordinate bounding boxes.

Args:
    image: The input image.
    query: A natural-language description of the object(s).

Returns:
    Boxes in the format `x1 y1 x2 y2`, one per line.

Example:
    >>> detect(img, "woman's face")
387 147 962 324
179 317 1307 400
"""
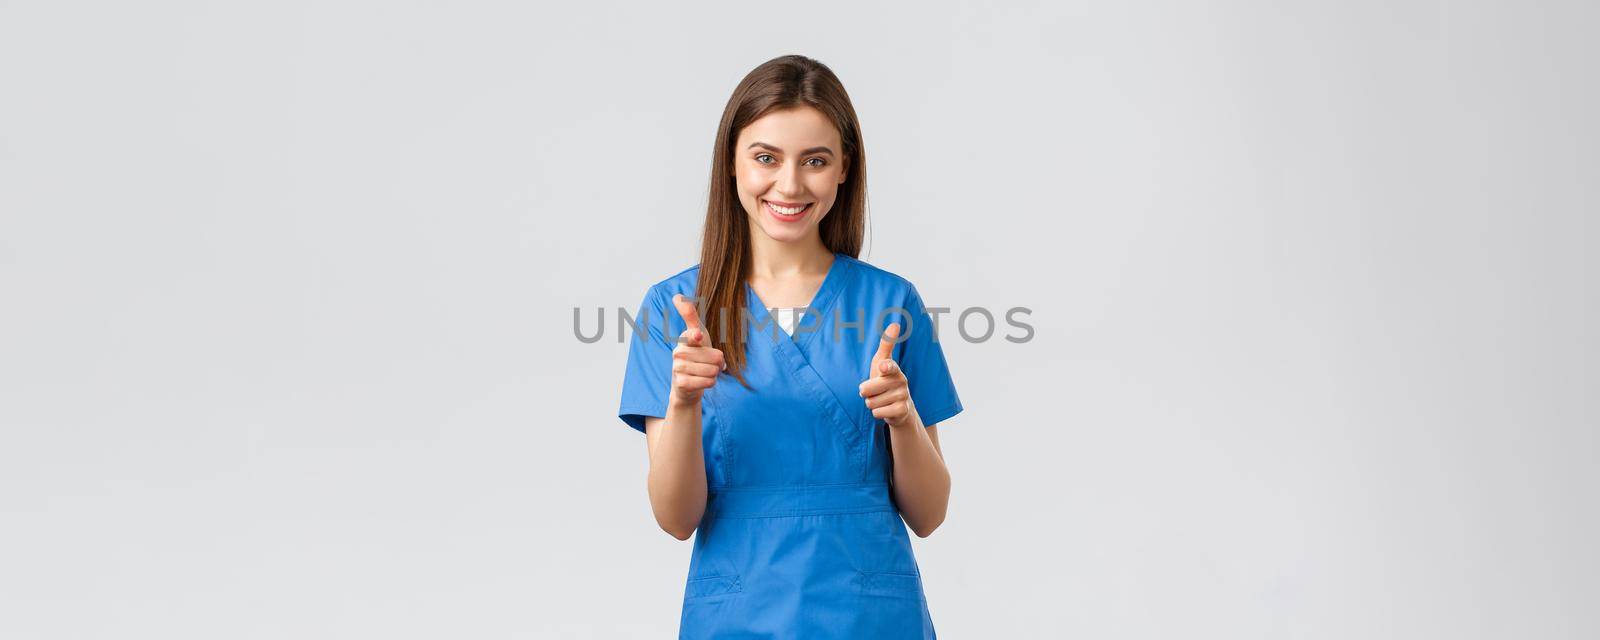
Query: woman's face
732 106 848 245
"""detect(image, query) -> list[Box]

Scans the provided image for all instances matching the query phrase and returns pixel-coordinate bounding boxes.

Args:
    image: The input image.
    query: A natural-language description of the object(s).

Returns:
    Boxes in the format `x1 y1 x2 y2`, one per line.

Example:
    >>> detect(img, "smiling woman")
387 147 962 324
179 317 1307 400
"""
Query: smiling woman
694 58 869 382
736 109 846 236
617 54 960 640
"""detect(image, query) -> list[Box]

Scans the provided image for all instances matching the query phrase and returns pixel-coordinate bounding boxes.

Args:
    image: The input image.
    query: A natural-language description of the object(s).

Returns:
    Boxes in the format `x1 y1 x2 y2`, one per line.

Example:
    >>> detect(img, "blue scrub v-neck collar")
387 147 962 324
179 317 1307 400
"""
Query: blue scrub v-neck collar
745 252 850 350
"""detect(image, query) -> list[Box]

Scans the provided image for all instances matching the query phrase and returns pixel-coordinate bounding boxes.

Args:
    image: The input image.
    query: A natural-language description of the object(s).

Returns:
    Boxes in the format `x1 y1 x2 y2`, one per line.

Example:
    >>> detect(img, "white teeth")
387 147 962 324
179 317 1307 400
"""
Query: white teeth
766 201 807 215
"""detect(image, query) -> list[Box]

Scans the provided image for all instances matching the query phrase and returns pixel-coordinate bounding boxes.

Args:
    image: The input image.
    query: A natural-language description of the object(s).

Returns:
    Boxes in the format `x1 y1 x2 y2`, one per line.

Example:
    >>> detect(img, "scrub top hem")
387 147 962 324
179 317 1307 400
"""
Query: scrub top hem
916 402 964 428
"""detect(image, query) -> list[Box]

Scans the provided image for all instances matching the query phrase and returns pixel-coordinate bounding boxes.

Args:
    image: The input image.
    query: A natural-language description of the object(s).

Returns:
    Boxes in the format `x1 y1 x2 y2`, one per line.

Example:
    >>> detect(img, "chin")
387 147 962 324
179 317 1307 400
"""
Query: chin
756 223 815 244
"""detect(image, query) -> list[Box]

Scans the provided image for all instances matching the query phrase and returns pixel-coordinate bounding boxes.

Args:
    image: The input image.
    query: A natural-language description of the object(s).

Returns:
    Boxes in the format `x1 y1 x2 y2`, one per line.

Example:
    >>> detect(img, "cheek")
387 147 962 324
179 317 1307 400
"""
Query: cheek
735 168 770 197
810 173 842 200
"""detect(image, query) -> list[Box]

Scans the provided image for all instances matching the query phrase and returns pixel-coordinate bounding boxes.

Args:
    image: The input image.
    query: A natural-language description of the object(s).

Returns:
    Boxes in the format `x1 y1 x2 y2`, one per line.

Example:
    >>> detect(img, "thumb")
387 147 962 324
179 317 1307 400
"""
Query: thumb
672 294 703 332
870 322 900 377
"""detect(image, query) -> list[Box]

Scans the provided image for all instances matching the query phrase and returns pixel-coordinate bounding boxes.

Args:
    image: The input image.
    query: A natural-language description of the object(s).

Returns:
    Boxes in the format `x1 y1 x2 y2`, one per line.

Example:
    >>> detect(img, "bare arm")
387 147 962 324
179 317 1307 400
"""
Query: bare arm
887 415 951 537
643 294 722 541
861 323 952 538
644 399 708 540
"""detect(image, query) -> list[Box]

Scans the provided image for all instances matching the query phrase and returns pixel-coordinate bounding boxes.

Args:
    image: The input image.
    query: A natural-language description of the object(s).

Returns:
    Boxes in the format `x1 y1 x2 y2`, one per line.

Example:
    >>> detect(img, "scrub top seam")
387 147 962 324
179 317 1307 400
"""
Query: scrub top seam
708 480 889 491
702 506 900 520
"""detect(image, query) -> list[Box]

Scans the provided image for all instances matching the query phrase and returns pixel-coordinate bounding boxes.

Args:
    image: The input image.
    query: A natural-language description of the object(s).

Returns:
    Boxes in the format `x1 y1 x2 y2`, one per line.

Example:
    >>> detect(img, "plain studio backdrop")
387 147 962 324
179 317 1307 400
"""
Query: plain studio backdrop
1 1 1594 638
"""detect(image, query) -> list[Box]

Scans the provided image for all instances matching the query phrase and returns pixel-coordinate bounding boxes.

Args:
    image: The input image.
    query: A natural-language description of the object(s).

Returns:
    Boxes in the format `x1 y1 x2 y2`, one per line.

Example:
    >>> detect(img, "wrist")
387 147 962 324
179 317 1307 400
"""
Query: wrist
887 404 923 430
668 391 703 411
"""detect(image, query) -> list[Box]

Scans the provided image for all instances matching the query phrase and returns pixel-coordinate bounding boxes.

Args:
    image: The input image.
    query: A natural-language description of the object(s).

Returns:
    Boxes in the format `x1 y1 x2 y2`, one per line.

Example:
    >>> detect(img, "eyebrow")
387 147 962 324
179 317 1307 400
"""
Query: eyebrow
746 142 835 156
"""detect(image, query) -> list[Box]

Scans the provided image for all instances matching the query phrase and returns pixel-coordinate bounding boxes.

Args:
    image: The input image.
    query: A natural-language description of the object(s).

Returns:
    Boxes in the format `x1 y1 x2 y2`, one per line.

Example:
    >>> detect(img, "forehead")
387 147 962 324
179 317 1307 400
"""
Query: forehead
735 106 841 150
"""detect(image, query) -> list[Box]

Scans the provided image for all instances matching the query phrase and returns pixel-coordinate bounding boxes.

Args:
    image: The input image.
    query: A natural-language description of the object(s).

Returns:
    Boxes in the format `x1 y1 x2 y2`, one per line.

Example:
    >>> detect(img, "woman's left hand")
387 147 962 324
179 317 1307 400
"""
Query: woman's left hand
858 322 920 428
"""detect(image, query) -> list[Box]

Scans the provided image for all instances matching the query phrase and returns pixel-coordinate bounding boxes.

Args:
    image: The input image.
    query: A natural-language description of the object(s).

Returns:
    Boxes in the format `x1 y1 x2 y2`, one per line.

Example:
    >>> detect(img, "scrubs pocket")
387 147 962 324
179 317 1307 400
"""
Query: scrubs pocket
685 574 742 599
855 571 925 599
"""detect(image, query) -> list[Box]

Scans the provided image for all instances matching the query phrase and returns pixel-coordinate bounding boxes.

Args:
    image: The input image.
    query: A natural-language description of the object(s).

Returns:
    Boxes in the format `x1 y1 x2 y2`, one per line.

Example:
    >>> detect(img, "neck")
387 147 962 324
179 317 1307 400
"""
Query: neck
748 232 832 280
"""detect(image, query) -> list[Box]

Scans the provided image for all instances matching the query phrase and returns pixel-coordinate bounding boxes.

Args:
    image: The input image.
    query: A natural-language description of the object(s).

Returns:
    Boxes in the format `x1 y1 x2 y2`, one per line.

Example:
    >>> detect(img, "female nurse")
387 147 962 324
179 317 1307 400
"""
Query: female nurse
617 54 963 639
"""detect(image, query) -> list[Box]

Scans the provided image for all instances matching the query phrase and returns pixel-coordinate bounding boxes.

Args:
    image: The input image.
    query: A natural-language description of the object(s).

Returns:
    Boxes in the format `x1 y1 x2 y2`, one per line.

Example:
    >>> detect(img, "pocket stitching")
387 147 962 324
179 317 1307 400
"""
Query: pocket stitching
685 574 743 599
855 570 924 597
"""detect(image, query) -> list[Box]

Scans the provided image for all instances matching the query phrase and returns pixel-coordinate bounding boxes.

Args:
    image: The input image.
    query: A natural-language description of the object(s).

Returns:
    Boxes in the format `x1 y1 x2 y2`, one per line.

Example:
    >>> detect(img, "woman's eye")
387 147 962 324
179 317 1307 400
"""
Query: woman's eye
756 154 775 164
805 157 827 167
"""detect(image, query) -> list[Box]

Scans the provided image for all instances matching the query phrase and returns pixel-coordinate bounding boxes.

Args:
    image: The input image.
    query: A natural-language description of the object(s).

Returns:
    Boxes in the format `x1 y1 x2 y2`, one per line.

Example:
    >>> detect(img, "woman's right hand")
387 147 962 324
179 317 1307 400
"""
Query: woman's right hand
670 294 725 404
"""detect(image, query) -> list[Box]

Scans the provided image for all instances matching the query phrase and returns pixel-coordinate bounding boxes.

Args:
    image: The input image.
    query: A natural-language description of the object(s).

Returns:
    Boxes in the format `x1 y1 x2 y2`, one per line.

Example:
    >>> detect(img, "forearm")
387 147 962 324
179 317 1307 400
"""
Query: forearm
645 396 708 540
887 408 950 537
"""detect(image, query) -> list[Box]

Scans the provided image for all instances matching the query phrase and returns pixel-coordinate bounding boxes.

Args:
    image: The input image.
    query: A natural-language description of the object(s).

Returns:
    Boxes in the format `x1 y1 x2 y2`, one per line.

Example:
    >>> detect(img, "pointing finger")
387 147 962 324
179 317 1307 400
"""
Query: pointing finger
672 294 703 332
870 322 900 376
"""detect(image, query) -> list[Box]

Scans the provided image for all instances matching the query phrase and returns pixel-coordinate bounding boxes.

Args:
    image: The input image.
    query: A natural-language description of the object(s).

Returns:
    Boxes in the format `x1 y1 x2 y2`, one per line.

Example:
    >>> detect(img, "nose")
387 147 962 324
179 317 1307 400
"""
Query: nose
774 161 805 199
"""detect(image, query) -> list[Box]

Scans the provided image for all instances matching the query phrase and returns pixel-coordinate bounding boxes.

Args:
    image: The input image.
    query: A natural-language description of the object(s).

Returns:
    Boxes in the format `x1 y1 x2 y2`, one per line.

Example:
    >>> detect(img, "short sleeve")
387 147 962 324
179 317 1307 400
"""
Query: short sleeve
618 285 675 433
893 284 963 427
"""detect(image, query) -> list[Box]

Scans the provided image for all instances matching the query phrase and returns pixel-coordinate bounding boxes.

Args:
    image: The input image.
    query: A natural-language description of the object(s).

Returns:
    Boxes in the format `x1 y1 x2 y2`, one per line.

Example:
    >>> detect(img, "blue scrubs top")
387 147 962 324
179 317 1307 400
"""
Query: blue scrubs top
618 253 963 639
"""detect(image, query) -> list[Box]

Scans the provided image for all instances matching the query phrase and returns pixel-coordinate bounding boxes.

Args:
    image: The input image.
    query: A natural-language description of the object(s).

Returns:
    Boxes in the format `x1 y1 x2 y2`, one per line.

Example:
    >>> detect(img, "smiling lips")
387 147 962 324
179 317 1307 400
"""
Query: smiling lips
764 199 812 219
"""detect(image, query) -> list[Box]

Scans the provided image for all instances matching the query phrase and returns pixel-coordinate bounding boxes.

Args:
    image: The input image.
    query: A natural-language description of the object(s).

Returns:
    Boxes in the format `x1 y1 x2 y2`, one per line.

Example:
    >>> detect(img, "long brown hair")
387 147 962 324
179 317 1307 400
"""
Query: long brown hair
698 54 867 388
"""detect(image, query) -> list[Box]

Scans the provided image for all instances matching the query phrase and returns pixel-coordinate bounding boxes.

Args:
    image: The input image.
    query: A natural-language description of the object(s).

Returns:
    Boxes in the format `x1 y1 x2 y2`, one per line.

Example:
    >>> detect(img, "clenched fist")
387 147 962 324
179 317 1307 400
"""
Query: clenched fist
670 293 725 404
858 322 919 428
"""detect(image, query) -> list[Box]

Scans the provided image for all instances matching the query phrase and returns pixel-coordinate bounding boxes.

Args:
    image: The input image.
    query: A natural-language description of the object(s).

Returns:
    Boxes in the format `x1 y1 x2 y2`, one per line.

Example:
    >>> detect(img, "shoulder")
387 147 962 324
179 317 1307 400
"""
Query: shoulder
641 263 702 302
836 254 923 301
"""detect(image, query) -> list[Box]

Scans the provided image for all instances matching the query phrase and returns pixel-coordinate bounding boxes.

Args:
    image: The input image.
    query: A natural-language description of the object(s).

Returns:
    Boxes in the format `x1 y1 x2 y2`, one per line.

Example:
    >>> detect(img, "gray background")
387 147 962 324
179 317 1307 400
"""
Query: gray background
1 1 1594 638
